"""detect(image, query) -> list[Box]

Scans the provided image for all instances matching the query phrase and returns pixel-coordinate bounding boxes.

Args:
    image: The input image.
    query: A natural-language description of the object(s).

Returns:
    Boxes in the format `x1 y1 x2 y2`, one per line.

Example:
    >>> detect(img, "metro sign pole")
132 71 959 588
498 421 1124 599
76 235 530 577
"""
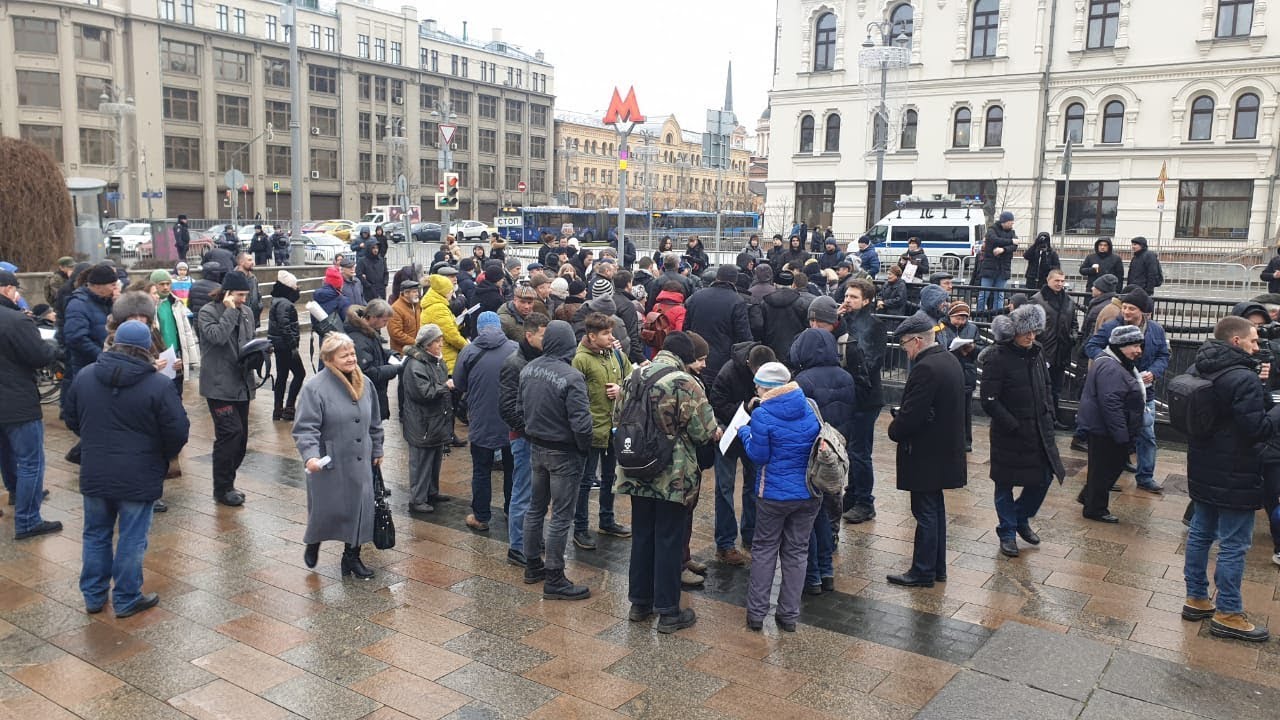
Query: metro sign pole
604 87 645 262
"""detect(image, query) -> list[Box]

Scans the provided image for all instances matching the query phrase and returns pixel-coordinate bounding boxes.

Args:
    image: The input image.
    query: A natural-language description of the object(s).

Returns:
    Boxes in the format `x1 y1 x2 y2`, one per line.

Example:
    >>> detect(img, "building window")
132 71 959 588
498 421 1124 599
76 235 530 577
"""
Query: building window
952 107 972 148
890 3 914 43
461 57 468 77
1176 180 1253 238
159 0 175 22
972 0 999 58
531 104 548 127
419 120 438 146
266 15 277 41
530 136 546 160
180 0 194 24
310 106 337 137
797 181 837 227
164 135 200 170
824 114 841 152
321 27 334 51
21 125 63 162
900 109 918 149
74 25 111 62
390 41 401 65
948 179 998 208
161 39 199 75
17 70 61 108
1218 0 1254 37
283 23 292 43
799 115 815 153
213 49 250 83
216 5 229 31
451 54 459 75
216 94 250 127
234 8 245 34
310 25 320 49
358 153 372 181
506 67 514 86
14 18 58 54
216 141 248 173
374 38 385 62
357 35 370 58
311 149 337 180
984 106 1003 147
76 76 112 111
430 50 438 72
358 74 372 101
265 145 290 176
309 66 337 94
1100 100 1124 143
359 112 371 141
79 128 115 166
505 132 522 156
420 84 441 109
420 158 439 185
449 89 470 116
504 166 522 192
480 164 497 189
1189 96 1215 141
505 99 524 124
1063 102 1085 143
1054 179 1118 234
266 100 290 131
531 169 546 193
453 162 469 186
163 87 199 121
814 12 837 71
1234 93 1260 139
452 126 469 151
264 58 289 88
1087 0 1119 49
479 129 497 154
479 95 497 119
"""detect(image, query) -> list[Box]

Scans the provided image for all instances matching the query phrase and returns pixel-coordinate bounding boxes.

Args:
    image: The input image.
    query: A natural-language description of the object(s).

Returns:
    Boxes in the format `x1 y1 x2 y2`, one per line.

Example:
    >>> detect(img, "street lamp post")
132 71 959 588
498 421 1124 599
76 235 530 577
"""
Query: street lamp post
675 159 691 209
98 88 135 218
635 132 658 248
860 22 910 226
561 139 578 206
386 116 409 236
429 101 458 229
283 0 303 241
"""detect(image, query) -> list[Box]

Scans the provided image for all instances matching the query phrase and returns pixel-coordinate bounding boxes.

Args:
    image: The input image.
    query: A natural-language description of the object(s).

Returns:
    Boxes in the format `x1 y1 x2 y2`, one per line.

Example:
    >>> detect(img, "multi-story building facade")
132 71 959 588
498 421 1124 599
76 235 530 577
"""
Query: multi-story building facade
554 111 759 215
767 0 1280 255
0 0 555 221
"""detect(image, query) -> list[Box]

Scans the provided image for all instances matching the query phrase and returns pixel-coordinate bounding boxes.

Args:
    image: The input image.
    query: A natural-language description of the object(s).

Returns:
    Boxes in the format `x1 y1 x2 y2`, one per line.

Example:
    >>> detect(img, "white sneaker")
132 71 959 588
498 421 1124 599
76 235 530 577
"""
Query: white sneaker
1272 552 1280 567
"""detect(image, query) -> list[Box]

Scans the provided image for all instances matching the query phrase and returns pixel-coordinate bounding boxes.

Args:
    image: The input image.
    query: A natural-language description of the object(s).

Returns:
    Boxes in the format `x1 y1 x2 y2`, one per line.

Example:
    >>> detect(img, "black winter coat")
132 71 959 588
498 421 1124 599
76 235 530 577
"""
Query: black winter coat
0 297 56 424
1126 247 1164 295
357 253 388 301
63 286 112 378
1076 349 1145 446
761 288 812 370
401 347 453 447
499 340 540 435
250 232 272 262
980 341 1066 486
896 249 930 279
350 323 401 421
1187 340 1280 511
1079 241 1125 290
709 342 761 460
267 294 301 352
64 350 190 502
841 306 887 409
878 279 909 317
612 290 645 365
684 282 753 381
1022 243 1060 289
1080 292 1115 350
188 278 220 319
887 345 967 492
1031 287 1077 366
1261 252 1280 293
978 225 1017 279
473 279 505 314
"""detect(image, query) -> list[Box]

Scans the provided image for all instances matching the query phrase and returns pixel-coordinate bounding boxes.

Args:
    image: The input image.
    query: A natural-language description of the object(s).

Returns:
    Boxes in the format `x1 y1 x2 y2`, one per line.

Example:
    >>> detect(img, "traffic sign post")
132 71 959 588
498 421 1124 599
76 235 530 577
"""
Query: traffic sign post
517 180 527 193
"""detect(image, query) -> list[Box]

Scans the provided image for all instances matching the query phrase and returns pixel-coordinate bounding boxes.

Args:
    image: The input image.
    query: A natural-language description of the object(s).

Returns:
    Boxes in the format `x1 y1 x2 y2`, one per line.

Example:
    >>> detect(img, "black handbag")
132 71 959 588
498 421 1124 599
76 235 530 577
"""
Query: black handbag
372 466 396 550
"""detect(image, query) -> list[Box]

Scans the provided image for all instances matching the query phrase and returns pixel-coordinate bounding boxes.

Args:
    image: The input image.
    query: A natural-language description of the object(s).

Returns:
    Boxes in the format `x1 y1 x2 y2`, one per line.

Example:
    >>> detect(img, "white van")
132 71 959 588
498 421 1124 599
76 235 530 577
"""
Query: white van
857 197 988 276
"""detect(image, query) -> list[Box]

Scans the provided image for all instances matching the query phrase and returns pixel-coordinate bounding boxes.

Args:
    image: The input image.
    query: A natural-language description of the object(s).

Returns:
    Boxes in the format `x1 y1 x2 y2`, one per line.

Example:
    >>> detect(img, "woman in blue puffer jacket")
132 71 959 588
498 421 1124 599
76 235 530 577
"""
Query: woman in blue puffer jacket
738 361 821 632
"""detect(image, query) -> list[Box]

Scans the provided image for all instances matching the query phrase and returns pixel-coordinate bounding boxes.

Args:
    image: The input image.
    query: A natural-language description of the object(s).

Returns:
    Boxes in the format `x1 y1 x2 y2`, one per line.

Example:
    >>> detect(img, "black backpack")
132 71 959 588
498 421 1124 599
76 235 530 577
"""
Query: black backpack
1167 367 1237 439
614 366 679 479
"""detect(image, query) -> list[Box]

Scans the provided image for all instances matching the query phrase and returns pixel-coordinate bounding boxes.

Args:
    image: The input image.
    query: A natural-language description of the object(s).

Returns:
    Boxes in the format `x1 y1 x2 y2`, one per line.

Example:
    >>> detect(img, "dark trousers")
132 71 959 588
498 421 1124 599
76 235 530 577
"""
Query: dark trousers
1083 433 1127 518
273 347 306 409
908 491 947 580
526 447 584 571
628 495 685 616
470 444 513 523
993 479 1050 541
682 493 699 563
747 496 822 624
963 391 974 444
575 445 617 532
844 407 881 510
1264 464 1280 553
1047 362 1066 414
207 400 249 495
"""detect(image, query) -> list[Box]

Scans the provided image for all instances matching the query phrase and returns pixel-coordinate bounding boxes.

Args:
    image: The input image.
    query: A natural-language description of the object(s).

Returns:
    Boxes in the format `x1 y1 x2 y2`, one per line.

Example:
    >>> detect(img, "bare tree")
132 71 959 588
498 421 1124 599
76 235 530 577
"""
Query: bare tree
764 195 795 238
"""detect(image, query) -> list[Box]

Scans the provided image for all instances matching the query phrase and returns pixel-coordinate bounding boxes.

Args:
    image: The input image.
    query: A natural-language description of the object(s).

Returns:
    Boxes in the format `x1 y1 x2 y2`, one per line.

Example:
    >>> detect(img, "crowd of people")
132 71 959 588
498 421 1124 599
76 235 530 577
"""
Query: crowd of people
2 220 1278 643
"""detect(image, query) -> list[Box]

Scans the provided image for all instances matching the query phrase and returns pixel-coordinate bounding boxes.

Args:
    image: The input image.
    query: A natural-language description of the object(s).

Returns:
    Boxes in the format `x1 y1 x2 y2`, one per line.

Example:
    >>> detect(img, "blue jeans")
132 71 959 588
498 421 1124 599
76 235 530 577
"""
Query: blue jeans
993 479 1050 541
469 443 512 524
0 420 47 535
80 496 154 612
575 445 617 532
1135 399 1157 487
713 449 756 550
508 438 532 554
844 408 881 510
977 275 1008 314
909 491 947 580
806 502 834 587
1184 501 1254 614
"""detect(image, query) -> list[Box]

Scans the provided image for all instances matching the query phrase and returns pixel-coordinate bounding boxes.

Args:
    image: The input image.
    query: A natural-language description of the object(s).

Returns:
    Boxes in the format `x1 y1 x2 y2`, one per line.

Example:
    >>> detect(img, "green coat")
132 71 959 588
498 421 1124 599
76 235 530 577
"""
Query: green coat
572 341 632 447
613 351 717 505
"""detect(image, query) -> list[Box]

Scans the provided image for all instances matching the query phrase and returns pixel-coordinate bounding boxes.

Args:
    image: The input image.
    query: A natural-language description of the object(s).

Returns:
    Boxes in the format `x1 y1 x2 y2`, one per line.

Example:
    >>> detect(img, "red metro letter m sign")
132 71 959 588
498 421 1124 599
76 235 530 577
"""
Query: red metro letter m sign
603 87 646 126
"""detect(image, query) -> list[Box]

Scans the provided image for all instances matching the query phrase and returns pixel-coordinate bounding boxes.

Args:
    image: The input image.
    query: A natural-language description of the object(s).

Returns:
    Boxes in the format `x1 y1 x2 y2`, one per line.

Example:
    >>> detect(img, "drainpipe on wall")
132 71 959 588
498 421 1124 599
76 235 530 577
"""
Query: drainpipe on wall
1030 0 1061 230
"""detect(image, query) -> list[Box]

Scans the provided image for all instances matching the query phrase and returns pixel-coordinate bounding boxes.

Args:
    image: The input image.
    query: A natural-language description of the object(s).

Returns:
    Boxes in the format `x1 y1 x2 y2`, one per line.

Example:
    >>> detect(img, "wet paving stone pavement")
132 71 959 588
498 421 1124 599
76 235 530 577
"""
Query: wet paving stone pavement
3 389 1280 719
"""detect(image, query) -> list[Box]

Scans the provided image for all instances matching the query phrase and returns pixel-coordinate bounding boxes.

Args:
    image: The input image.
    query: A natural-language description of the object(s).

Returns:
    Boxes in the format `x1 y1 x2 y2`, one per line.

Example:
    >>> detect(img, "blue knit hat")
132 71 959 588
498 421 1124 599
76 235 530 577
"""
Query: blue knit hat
115 320 152 350
477 311 501 333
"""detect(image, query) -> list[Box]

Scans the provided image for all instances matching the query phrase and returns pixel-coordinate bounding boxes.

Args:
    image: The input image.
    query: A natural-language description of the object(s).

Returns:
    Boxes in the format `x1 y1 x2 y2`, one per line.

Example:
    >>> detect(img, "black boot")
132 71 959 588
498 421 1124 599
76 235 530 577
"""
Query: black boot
282 406 296 421
304 543 320 569
272 403 284 421
542 568 590 600
523 557 546 584
341 544 374 579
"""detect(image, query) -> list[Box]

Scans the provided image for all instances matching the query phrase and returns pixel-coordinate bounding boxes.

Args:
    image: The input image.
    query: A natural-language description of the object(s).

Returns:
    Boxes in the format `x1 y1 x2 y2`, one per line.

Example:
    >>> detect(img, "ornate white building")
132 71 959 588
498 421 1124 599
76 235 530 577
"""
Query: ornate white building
766 0 1280 254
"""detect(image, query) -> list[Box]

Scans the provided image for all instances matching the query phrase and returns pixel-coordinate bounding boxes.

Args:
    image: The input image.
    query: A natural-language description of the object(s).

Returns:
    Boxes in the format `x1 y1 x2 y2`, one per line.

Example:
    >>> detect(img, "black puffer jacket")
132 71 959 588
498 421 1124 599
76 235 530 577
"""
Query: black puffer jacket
0 296 56 424
760 287 812 369
710 341 764 460
980 340 1066 486
1079 238 1125 290
1187 340 1280 511
1260 248 1280 293
977 224 1017 279
878 278 909 317
1031 286 1077 366
268 284 301 352
1126 237 1163 295
499 339 541 435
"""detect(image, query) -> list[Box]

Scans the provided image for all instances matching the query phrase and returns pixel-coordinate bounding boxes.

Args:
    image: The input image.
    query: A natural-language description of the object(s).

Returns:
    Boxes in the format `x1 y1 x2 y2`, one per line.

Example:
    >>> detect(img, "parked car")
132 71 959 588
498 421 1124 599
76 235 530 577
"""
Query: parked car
411 222 443 243
302 232 347 264
102 219 131 236
236 224 275 246
450 219 497 241
314 219 354 242
107 223 152 253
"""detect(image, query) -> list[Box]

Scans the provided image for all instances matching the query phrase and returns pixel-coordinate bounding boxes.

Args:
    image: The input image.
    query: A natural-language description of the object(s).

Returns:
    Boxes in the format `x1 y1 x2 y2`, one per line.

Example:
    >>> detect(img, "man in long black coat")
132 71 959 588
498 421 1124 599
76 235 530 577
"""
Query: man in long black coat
684 265 754 382
1030 268 1077 422
980 304 1066 559
886 312 967 588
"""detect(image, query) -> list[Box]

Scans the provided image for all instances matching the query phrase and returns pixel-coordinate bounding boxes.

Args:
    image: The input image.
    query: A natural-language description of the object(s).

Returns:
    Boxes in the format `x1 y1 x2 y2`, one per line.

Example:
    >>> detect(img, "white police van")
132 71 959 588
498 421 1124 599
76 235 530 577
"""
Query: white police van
858 196 988 277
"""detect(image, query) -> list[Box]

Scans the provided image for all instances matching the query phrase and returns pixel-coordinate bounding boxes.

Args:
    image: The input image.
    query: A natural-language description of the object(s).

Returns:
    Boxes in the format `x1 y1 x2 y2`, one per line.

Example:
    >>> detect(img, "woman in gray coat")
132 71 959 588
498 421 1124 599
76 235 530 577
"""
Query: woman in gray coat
292 332 385 579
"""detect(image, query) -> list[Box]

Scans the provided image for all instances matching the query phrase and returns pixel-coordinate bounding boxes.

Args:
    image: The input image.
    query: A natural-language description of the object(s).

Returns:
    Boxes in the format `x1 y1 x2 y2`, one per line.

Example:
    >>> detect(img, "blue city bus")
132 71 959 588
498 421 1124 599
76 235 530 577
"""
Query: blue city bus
650 210 761 237
496 206 650 244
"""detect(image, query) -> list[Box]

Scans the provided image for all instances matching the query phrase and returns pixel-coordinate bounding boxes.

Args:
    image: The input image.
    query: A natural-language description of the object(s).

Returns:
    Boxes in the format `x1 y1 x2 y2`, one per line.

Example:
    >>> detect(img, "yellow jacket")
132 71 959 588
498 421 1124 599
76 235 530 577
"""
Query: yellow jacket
419 274 468 372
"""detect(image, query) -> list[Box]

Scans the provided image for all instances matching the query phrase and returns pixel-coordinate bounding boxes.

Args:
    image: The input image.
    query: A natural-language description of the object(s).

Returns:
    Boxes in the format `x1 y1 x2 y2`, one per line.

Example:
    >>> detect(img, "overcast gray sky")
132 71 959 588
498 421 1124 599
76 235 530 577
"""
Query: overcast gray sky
411 0 775 132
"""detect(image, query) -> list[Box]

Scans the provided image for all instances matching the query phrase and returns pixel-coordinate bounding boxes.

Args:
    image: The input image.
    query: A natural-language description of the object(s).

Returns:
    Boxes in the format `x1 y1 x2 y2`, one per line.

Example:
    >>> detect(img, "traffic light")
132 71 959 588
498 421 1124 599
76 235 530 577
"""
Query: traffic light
435 172 460 210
